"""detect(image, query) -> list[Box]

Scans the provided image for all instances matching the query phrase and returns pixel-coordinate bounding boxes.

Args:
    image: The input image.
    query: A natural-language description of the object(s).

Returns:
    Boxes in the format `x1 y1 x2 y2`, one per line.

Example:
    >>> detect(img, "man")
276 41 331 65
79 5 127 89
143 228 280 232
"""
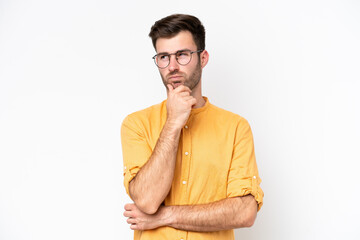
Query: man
121 14 263 240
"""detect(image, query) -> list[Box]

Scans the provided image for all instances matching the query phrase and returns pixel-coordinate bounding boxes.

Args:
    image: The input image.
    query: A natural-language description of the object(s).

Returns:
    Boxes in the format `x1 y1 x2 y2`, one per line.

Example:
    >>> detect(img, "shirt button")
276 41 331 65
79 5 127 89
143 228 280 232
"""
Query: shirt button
185 152 189 156
124 166 127 170
182 181 187 184
253 176 256 179
184 125 188 129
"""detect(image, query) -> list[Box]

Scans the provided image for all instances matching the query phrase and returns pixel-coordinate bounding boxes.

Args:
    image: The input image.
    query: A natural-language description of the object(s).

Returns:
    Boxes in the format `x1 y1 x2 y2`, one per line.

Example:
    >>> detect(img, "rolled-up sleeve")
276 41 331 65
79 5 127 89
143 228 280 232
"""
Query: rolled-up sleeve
227 118 264 211
121 115 152 197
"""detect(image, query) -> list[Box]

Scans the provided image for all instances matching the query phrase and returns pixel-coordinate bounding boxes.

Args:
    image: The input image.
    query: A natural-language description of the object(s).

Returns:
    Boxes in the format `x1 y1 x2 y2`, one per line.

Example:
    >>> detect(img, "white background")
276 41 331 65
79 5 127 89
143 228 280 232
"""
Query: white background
1 0 359 239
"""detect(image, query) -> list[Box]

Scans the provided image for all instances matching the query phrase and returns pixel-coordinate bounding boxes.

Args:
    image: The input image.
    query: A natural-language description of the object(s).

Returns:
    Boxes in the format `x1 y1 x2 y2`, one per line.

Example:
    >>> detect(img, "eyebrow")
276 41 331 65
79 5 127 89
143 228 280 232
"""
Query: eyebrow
156 48 191 55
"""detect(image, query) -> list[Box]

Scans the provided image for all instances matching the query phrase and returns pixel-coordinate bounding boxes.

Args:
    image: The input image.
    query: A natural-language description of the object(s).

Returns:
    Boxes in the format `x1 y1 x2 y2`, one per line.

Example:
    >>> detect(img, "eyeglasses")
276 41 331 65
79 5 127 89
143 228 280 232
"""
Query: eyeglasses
152 49 204 69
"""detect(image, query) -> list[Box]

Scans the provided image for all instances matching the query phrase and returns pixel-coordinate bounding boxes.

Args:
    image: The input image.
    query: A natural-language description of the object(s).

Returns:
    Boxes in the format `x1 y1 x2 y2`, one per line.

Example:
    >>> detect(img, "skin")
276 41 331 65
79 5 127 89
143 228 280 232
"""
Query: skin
128 84 195 215
128 31 208 215
124 195 257 231
125 30 257 230
157 31 208 108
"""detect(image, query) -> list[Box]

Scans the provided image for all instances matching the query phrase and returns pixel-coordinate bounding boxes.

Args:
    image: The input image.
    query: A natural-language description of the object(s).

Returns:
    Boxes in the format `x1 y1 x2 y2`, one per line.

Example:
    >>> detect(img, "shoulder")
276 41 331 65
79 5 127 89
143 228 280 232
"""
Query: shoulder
122 100 166 128
207 103 254 142
207 102 249 126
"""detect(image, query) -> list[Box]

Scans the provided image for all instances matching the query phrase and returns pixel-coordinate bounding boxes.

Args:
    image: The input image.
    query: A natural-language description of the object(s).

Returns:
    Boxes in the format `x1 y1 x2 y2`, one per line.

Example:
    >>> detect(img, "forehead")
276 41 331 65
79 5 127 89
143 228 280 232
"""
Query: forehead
155 31 197 53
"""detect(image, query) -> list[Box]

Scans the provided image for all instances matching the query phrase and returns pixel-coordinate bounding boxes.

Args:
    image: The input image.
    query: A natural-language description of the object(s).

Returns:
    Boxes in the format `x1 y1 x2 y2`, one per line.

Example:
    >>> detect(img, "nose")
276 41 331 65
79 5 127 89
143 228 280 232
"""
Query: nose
168 54 179 72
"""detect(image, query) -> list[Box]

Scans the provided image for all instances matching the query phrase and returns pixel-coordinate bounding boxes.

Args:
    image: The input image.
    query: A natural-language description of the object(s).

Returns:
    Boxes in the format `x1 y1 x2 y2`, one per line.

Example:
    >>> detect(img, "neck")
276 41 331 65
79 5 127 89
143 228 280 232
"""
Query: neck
191 79 205 109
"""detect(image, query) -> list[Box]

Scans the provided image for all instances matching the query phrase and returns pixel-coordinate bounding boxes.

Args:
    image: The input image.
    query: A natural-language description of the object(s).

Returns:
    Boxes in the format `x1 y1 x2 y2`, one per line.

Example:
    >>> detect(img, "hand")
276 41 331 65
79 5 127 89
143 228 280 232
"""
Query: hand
123 203 172 231
166 84 197 129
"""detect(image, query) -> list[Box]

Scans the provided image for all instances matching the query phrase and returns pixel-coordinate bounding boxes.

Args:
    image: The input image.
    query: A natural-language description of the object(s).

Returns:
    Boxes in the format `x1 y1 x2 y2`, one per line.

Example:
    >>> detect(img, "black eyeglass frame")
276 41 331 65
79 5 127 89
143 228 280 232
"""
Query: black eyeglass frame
152 49 204 69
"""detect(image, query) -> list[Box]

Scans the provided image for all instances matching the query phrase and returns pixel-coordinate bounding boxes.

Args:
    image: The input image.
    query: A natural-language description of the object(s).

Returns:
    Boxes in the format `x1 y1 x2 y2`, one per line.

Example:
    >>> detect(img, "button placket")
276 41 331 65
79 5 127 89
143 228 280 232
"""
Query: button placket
180 120 192 203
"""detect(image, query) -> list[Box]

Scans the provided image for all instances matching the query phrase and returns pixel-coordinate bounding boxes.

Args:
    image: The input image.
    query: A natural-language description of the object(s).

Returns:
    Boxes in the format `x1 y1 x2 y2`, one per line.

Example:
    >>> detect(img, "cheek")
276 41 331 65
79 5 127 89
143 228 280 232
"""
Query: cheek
188 63 200 75
159 69 166 77
189 59 201 71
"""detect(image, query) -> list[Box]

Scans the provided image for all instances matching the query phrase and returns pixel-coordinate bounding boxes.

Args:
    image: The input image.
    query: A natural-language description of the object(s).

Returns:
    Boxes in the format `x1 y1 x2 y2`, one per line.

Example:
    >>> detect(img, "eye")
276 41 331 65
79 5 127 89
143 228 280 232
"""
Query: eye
158 54 169 61
177 51 190 58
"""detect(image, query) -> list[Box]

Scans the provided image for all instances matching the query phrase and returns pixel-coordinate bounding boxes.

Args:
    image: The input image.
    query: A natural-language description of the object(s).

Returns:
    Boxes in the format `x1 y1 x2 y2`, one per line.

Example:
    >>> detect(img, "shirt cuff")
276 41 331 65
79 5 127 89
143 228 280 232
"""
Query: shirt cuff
227 175 264 211
123 166 141 198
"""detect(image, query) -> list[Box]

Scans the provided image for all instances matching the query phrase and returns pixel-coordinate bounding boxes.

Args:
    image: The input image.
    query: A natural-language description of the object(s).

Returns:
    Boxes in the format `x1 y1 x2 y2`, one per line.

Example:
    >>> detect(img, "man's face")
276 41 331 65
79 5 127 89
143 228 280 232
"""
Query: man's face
155 31 203 90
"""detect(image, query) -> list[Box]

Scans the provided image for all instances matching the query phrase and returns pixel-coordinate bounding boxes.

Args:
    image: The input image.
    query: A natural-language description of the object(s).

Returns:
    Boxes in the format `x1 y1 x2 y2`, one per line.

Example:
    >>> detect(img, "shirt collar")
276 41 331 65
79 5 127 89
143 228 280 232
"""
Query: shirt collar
190 96 209 115
161 96 210 117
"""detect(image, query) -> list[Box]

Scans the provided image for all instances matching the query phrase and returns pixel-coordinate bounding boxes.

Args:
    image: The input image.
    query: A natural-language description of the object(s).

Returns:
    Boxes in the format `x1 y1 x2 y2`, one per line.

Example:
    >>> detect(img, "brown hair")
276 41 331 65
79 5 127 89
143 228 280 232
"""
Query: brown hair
149 14 205 51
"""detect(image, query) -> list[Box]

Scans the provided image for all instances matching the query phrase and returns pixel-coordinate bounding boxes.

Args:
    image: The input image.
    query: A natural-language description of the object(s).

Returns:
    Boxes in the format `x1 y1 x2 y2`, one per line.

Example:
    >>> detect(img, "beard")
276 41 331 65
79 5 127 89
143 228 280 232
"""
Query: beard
160 61 202 90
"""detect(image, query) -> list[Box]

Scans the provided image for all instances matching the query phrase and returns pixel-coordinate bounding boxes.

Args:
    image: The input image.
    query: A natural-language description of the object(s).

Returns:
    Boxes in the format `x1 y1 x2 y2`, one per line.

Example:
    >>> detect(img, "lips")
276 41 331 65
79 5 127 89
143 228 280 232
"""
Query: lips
172 82 183 88
167 74 184 88
168 75 183 80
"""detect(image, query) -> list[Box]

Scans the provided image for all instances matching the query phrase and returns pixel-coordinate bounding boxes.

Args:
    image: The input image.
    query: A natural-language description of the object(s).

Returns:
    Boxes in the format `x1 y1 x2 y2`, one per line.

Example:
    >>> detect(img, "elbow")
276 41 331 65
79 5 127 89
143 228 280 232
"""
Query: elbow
236 211 256 228
139 203 160 215
243 212 256 227
133 198 161 215
241 206 257 228
235 197 258 228
129 182 161 215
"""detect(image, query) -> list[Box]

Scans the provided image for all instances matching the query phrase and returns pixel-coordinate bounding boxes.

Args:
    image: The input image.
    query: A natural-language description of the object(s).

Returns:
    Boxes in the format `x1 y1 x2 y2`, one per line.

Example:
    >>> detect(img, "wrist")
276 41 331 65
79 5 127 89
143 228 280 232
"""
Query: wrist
164 119 183 132
160 206 176 227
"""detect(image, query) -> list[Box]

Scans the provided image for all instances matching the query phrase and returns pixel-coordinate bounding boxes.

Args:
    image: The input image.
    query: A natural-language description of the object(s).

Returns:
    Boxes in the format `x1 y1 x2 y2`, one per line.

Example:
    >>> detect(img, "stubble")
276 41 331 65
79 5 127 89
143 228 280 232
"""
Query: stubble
160 61 202 90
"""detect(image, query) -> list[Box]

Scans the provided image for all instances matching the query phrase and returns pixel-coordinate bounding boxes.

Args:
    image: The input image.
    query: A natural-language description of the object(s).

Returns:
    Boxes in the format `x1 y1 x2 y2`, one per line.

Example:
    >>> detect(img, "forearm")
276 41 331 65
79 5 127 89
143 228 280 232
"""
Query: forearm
129 120 181 214
167 195 257 232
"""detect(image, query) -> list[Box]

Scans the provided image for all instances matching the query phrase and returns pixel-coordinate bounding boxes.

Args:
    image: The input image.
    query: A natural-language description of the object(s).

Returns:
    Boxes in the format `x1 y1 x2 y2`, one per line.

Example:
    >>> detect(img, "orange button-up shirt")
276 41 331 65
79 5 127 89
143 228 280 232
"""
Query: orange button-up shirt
121 97 263 240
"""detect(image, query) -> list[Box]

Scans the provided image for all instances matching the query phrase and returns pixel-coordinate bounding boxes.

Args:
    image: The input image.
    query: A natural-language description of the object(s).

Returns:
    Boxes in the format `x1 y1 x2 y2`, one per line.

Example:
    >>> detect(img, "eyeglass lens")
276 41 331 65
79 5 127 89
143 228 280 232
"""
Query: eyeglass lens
155 50 192 68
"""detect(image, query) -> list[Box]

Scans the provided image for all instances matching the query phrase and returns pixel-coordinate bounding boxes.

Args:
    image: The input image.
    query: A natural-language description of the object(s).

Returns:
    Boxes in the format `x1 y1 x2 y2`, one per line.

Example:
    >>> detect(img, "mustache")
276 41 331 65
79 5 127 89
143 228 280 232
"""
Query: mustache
166 72 185 79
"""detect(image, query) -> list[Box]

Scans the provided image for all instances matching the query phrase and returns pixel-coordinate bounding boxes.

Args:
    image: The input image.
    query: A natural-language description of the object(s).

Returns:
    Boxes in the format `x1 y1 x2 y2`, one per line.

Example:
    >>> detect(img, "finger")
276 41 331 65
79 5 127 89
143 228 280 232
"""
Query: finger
130 224 138 230
182 96 194 101
189 98 197 106
123 210 133 218
131 223 144 231
173 84 191 93
127 217 138 224
124 203 134 211
167 84 174 92
179 91 190 97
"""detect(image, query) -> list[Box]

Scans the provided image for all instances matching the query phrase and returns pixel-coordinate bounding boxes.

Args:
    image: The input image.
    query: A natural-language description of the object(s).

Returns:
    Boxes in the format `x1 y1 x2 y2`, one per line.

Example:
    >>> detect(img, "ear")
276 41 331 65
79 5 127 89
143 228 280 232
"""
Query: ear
200 50 209 69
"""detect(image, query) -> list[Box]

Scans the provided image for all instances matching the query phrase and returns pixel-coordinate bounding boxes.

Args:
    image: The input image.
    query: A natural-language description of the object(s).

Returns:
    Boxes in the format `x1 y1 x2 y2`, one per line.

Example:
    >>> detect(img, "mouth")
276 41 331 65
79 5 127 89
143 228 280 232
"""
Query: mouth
171 81 183 88
167 75 184 88
168 74 183 80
